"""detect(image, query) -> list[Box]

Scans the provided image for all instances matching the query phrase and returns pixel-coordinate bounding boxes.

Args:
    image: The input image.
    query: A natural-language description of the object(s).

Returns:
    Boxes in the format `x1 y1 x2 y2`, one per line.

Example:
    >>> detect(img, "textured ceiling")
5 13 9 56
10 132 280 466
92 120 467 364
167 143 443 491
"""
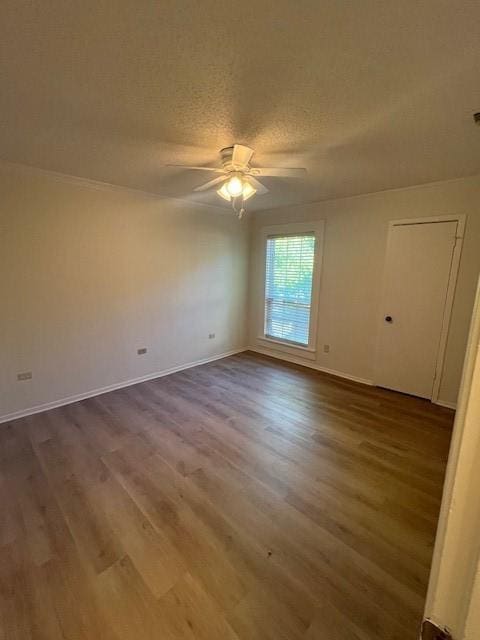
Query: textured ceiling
1 1 479 211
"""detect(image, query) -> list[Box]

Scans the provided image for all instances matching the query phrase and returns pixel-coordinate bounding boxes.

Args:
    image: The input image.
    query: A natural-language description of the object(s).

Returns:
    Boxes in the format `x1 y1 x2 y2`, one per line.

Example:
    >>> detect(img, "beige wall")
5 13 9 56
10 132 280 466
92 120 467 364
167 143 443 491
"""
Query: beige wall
0 164 250 420
249 175 480 406
2 166 478 420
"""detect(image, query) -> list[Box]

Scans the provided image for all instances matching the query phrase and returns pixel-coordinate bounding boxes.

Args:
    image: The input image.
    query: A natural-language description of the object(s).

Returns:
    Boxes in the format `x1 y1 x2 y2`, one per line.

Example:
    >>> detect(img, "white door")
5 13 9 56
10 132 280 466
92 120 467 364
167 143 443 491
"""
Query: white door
375 220 458 399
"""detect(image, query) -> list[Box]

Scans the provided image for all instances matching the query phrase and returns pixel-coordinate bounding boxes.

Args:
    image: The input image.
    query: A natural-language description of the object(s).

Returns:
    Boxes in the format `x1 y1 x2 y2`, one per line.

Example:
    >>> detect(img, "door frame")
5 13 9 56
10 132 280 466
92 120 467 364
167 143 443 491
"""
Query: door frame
423 275 480 639
374 214 466 405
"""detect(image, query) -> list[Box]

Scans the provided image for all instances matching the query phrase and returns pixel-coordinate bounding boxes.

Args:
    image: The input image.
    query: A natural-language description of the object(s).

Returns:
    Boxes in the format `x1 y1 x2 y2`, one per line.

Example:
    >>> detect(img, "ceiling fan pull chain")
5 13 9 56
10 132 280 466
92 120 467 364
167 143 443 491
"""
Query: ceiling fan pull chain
232 194 246 219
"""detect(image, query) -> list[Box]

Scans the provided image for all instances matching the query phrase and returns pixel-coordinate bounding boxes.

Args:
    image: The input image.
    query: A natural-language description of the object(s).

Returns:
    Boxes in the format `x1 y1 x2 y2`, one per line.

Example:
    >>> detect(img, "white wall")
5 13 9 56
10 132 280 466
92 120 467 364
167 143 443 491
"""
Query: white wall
0 164 250 420
249 175 480 406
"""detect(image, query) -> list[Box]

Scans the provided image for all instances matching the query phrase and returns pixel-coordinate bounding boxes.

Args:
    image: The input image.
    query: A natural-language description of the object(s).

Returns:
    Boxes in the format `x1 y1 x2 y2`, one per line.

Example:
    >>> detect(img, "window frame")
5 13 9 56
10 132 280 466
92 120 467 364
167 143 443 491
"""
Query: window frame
256 221 324 360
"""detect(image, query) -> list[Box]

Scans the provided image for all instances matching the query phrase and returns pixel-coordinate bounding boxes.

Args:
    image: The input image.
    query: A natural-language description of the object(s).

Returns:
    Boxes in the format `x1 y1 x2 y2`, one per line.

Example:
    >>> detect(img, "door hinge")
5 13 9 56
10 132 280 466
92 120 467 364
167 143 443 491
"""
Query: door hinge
421 619 453 640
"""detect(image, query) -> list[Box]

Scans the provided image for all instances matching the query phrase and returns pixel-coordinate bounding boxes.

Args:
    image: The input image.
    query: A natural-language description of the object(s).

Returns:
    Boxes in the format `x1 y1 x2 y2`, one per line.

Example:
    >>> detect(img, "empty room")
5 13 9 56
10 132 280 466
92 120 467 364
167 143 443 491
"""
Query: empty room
1 2 480 639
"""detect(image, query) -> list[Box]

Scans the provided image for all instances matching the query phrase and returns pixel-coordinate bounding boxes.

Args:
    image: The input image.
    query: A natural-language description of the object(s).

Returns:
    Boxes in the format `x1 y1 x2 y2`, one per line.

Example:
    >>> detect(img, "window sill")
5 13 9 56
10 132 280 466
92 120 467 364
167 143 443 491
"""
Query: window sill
256 336 317 361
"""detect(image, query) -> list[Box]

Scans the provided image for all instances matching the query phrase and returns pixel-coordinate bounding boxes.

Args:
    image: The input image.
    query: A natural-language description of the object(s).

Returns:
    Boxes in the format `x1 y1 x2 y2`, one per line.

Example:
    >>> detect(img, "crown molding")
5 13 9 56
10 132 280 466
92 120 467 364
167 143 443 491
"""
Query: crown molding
255 171 480 216
0 160 230 212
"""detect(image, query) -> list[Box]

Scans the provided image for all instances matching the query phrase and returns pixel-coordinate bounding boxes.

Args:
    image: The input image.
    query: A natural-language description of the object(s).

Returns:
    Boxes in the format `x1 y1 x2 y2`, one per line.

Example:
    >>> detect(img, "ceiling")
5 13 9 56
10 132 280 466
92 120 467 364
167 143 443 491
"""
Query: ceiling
1 1 479 211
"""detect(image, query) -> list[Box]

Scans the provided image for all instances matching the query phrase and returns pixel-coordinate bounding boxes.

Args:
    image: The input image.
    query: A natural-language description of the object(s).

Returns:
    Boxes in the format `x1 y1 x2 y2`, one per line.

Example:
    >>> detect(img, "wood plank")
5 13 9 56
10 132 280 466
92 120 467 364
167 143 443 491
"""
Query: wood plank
0 352 453 640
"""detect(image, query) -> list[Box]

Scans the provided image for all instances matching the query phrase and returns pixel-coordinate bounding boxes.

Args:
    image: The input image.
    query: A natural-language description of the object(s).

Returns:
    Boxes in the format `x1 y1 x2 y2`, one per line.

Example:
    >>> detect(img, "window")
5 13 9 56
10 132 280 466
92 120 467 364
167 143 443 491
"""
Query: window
264 233 316 346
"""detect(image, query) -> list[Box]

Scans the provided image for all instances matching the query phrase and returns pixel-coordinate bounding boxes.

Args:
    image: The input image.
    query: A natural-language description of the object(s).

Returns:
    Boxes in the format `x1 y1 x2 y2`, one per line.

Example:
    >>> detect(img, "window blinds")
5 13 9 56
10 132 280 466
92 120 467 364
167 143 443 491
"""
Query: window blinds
264 233 315 346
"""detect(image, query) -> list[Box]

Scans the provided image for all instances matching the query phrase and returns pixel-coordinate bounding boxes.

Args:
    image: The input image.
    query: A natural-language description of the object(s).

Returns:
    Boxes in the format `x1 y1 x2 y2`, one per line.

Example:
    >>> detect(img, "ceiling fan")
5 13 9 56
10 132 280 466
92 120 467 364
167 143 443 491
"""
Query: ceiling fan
167 144 307 218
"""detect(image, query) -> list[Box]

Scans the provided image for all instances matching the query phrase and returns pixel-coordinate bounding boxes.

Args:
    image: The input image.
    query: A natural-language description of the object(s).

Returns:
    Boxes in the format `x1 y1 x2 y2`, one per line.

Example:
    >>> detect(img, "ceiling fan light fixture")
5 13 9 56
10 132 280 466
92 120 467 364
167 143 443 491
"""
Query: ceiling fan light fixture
217 182 232 201
225 175 244 197
241 181 256 201
217 179 257 202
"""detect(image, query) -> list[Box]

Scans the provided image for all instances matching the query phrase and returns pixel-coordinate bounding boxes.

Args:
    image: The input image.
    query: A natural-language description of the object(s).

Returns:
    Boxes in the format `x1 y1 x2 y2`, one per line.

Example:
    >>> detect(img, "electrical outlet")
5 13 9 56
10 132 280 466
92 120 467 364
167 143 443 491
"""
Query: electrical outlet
323 344 330 353
208 333 215 339
17 371 32 381
137 347 147 355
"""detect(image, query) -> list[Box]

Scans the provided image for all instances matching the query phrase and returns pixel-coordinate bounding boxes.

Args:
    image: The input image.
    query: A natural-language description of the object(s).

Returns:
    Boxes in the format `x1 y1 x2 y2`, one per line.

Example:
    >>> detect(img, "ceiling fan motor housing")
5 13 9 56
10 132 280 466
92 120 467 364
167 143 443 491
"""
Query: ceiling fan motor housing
220 146 239 171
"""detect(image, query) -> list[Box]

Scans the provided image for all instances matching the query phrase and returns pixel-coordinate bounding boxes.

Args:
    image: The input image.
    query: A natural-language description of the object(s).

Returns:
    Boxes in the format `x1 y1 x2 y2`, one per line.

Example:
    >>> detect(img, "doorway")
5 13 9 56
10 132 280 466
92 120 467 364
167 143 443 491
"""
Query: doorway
375 216 464 401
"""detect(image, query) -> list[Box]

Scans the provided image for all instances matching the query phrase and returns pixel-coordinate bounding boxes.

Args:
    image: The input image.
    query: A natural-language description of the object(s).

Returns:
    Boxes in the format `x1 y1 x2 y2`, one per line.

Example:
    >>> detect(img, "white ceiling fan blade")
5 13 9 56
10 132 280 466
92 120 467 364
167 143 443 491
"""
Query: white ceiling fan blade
166 164 225 173
231 144 254 168
194 175 228 192
250 167 307 178
248 177 269 195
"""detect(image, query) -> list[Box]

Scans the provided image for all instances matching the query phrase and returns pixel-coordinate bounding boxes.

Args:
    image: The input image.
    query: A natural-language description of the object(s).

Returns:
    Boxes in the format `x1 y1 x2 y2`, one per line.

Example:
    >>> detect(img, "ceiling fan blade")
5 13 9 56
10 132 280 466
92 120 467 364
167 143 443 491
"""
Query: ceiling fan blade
248 177 269 195
194 175 228 192
231 144 254 168
166 164 224 173
250 167 307 178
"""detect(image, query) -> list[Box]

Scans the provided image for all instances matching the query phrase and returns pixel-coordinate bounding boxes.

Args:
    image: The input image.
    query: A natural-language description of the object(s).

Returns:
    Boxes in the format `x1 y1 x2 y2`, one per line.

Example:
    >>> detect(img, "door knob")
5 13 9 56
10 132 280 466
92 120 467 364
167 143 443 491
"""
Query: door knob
385 315 393 323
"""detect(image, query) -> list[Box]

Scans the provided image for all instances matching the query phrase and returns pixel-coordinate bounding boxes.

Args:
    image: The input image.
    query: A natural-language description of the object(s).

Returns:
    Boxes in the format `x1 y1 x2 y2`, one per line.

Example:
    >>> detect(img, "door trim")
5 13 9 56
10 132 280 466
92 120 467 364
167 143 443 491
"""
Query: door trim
374 214 465 404
423 276 480 639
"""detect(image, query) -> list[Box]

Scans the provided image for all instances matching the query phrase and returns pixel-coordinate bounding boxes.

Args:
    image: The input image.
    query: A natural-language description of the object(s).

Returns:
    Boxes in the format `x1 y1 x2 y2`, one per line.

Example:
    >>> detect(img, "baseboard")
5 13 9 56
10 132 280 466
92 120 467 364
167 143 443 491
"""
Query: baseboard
434 399 457 410
247 345 374 386
421 619 453 640
0 347 248 425
3 345 452 425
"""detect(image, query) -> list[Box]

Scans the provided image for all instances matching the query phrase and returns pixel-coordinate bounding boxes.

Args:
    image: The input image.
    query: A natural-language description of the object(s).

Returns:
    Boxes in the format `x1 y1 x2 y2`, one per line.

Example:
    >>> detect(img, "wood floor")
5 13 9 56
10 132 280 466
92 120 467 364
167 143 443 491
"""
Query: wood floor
0 351 454 640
